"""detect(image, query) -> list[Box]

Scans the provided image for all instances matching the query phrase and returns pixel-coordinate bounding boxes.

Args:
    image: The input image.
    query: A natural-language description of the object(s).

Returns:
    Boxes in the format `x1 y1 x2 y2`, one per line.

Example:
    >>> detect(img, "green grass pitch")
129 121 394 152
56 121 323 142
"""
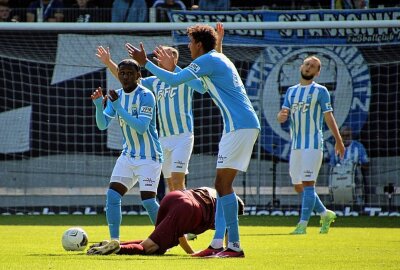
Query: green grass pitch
0 215 399 270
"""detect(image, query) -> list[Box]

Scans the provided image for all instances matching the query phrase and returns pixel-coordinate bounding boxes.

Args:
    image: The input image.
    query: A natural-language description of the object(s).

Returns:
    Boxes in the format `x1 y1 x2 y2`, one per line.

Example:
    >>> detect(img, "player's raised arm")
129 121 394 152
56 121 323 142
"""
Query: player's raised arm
96 46 119 80
126 42 149 67
153 46 207 94
91 87 111 130
215 22 224 54
153 45 176 71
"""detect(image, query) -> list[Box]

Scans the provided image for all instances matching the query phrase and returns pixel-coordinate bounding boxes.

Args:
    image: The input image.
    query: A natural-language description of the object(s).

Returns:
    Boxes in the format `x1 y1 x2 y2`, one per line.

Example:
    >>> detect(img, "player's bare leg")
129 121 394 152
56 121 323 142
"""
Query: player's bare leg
168 172 186 191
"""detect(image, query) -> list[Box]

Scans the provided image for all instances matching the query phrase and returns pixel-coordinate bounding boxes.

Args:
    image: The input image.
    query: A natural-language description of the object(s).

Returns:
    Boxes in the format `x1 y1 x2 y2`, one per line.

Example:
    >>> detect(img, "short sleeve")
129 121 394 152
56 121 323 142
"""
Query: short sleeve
282 88 291 109
318 87 333 113
138 91 156 119
185 53 213 78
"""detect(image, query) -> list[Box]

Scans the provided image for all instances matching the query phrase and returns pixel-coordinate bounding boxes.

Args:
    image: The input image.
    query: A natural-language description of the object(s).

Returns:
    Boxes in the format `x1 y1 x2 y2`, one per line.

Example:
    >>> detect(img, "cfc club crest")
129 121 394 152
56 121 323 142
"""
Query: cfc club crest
246 46 371 160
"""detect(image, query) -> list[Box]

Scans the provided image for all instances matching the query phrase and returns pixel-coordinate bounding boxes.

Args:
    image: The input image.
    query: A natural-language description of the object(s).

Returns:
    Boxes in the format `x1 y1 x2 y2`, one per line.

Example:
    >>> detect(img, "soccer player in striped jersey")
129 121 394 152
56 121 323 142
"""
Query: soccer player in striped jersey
90 59 163 243
96 46 201 192
96 46 206 252
126 23 260 258
277 56 345 235
95 24 224 193
330 126 370 204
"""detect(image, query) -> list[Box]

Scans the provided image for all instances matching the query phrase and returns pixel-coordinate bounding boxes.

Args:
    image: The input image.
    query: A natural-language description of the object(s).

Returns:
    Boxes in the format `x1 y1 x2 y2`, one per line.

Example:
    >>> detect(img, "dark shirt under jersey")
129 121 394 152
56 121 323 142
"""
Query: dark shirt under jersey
149 187 216 254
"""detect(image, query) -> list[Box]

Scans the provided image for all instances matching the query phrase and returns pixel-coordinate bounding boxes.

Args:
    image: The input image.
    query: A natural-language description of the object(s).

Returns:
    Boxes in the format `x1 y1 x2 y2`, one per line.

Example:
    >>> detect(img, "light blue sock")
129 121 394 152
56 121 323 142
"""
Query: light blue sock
142 198 159 225
300 186 316 222
314 193 326 214
106 189 122 240
213 195 226 240
220 193 239 243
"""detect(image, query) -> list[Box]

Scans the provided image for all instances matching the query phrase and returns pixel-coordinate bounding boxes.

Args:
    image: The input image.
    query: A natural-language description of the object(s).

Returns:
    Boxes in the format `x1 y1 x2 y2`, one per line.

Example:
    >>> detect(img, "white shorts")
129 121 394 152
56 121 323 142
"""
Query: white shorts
289 149 323 185
217 129 259 172
110 154 162 192
159 132 194 178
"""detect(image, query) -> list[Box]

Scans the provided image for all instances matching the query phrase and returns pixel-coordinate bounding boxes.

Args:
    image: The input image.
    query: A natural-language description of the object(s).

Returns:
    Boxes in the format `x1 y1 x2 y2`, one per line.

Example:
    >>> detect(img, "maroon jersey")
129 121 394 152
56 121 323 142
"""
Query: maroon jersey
148 187 217 254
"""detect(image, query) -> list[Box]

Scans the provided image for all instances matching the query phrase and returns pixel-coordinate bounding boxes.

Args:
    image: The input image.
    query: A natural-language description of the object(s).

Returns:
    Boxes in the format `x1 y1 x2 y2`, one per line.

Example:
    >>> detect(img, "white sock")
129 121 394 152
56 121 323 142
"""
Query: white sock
228 241 241 252
319 210 327 217
210 239 224 249
299 220 308 226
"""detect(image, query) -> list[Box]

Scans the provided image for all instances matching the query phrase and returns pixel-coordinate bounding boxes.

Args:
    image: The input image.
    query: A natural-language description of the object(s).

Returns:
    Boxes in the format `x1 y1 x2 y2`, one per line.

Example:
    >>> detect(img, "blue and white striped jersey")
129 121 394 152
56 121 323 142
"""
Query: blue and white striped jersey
282 82 332 151
141 76 195 138
145 50 260 134
103 86 163 162
330 141 369 166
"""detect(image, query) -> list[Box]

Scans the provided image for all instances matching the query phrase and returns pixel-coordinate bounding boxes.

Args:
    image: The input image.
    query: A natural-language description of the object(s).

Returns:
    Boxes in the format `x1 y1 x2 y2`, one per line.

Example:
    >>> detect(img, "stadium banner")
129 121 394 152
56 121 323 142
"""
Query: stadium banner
170 8 400 45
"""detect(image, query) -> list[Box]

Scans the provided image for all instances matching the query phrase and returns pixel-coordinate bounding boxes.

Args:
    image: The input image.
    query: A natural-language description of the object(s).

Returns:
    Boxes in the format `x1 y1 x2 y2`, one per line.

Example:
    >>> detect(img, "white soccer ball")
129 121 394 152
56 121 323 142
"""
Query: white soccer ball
61 227 89 251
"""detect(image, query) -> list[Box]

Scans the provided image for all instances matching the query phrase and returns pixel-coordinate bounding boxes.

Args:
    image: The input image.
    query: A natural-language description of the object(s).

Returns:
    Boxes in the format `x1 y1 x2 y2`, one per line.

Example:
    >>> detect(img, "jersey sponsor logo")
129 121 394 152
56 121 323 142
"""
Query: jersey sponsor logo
246 46 370 160
188 63 200 73
291 102 309 113
156 86 177 101
140 106 153 116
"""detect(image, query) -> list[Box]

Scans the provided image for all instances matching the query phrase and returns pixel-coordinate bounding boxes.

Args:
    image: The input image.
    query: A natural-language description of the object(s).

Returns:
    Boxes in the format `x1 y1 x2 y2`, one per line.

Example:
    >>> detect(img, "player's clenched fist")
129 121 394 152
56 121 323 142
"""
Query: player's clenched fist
277 109 289 123
108 89 118 102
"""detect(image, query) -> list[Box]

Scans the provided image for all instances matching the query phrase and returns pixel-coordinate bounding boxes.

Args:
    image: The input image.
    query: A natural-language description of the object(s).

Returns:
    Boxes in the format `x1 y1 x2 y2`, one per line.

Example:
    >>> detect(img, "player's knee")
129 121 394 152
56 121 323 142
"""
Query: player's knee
140 191 156 200
294 185 303 193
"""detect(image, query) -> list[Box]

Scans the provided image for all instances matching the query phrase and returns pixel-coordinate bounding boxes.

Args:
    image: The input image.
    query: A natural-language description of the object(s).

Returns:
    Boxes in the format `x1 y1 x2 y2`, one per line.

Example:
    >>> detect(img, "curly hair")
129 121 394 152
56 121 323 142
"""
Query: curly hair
187 24 217 53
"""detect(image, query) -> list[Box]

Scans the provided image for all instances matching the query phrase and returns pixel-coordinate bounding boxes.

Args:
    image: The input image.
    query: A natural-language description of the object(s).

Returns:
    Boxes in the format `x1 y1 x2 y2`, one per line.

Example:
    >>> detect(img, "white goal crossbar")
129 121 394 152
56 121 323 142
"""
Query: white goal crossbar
0 20 399 31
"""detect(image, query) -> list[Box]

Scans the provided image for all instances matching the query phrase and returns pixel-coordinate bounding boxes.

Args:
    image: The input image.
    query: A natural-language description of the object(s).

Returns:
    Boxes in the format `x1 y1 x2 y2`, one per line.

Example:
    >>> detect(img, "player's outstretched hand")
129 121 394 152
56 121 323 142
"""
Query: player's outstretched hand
91 87 104 100
96 46 111 65
216 22 224 42
215 22 224 53
153 45 175 71
126 42 148 67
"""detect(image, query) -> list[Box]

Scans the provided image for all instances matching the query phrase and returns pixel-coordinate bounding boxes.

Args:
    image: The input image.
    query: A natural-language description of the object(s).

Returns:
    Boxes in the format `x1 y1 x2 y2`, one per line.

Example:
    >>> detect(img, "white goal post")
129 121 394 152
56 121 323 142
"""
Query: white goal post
0 20 399 31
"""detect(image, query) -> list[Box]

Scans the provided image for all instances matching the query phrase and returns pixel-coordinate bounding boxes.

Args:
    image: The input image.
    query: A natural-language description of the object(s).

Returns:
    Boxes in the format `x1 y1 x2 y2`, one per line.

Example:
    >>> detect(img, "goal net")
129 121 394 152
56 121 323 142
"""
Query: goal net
0 14 399 216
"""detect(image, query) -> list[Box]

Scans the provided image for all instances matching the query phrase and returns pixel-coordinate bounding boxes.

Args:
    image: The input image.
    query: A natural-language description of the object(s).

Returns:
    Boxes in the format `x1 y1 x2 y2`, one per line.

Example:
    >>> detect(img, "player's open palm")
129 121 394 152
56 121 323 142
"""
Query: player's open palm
91 87 104 100
153 46 175 71
216 22 224 43
96 46 111 65
126 42 147 67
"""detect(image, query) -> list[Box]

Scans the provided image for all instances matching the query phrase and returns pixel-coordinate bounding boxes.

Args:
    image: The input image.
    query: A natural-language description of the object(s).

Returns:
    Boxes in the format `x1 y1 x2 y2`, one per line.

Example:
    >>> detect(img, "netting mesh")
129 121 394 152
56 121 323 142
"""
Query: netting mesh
0 27 399 214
